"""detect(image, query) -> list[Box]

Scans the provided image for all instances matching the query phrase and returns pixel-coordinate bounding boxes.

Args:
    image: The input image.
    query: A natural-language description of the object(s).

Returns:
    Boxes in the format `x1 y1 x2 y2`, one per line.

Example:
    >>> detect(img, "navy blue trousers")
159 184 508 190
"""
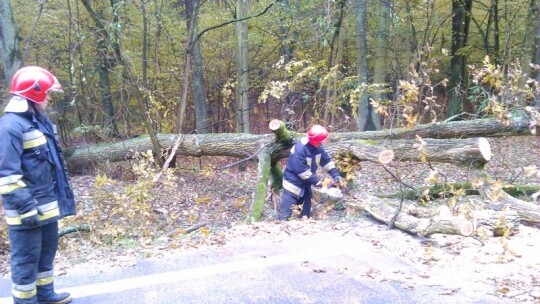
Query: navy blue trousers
278 186 313 220
8 221 59 302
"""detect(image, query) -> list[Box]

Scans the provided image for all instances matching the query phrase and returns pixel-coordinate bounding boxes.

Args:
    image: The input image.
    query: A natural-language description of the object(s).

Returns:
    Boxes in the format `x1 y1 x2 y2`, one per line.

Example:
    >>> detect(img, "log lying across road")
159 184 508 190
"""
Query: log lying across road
325 137 492 168
62 112 540 231
63 110 537 169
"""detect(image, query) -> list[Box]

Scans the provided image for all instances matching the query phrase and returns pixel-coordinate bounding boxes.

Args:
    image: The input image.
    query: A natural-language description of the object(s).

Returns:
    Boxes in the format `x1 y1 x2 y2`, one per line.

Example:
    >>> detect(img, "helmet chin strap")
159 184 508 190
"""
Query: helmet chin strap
29 100 40 113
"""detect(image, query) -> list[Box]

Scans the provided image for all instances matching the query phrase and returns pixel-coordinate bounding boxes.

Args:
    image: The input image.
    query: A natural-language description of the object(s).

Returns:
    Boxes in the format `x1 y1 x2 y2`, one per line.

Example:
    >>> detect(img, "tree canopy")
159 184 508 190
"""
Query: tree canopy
0 0 538 141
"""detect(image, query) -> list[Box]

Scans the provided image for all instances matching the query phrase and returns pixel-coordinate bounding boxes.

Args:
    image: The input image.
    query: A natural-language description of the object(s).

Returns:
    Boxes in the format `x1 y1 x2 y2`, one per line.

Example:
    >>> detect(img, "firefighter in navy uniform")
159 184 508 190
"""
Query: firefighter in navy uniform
278 125 342 220
0 66 76 304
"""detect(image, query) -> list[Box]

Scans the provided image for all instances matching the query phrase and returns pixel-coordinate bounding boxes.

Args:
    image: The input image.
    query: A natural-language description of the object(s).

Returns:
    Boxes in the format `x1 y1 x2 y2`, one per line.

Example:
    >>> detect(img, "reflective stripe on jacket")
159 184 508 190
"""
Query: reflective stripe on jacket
0 110 76 229
282 137 340 197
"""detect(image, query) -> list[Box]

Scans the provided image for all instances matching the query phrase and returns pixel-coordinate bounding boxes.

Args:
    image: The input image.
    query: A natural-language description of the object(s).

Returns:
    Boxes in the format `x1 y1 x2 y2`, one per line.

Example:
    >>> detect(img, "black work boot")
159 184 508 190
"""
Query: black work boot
37 283 72 304
12 295 38 304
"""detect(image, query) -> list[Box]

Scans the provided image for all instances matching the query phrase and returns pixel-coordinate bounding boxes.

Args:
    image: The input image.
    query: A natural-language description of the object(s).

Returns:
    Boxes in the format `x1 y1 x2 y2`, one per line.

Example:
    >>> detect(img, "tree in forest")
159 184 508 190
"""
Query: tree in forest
184 0 209 134
236 0 250 134
530 0 540 88
277 0 298 129
80 0 120 137
354 0 370 131
322 0 346 125
370 0 390 130
0 0 23 109
447 0 473 118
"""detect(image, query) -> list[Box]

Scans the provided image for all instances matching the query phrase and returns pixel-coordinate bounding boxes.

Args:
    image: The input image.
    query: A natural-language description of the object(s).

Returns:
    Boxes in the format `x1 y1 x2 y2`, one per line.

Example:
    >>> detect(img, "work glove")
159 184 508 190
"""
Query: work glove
314 181 323 189
18 201 41 228
21 211 40 227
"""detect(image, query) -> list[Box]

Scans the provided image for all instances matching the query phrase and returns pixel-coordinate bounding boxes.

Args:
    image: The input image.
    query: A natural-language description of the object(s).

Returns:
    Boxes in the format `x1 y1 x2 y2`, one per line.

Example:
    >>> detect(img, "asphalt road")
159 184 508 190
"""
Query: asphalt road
0 230 510 304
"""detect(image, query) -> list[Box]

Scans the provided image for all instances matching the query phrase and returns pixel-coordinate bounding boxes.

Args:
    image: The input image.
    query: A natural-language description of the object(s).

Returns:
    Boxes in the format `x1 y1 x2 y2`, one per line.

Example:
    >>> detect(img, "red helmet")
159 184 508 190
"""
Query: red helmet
307 125 329 147
9 66 63 103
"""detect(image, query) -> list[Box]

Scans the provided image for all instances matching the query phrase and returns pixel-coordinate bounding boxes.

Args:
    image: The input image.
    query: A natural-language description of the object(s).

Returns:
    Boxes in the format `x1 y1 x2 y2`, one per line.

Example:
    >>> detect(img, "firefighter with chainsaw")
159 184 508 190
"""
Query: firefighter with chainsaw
278 125 342 220
0 66 76 304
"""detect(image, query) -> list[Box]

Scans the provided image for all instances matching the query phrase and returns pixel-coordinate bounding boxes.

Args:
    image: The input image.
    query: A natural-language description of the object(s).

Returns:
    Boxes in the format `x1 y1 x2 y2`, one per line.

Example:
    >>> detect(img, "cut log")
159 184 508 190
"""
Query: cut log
325 137 491 167
347 192 473 236
269 119 292 143
384 137 491 167
346 192 520 237
379 182 540 200
478 179 540 224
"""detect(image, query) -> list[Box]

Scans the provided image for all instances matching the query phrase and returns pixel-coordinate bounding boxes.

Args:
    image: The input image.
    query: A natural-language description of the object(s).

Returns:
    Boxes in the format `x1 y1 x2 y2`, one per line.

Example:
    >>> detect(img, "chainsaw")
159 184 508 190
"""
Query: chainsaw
310 179 344 218
311 178 344 201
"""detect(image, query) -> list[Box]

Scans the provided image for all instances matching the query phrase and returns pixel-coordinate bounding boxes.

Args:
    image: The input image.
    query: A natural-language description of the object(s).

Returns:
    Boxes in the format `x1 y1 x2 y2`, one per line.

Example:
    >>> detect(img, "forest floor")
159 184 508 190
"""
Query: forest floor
1 136 540 303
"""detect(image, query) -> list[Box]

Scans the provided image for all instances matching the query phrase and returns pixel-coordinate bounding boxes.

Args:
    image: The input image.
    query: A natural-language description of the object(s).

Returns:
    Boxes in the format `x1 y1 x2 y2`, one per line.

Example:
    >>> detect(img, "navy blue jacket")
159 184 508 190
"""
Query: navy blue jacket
282 137 340 197
0 109 76 230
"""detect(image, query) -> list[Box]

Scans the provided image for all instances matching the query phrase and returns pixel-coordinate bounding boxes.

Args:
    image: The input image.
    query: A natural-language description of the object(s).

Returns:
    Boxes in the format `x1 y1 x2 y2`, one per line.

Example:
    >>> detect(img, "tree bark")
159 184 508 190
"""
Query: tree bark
371 0 389 130
534 0 540 86
0 0 22 109
347 192 521 237
236 0 250 134
448 0 473 117
354 0 370 131
64 133 272 170
64 112 539 170
249 145 271 223
185 0 209 134
477 177 540 224
80 0 119 136
331 109 539 141
65 133 493 171
326 137 491 168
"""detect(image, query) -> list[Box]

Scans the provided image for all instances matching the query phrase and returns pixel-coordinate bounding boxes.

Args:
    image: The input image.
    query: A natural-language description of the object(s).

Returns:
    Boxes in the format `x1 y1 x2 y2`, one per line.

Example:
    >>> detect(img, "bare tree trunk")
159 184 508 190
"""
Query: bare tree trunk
372 0 390 130
404 1 419 64
185 0 209 134
448 0 473 117
66 0 83 128
278 0 296 128
236 0 250 134
81 0 162 165
532 0 540 87
354 0 370 131
80 0 119 136
0 0 22 109
323 0 346 124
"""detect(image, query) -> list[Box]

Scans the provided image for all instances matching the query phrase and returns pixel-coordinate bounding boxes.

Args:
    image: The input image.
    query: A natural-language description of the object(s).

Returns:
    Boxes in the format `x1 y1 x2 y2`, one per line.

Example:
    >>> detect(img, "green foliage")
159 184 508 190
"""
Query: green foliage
4 0 539 136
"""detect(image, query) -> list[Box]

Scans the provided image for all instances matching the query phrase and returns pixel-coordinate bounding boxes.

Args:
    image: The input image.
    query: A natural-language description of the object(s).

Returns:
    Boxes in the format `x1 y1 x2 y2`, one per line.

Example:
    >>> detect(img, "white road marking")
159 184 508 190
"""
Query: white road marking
0 243 357 303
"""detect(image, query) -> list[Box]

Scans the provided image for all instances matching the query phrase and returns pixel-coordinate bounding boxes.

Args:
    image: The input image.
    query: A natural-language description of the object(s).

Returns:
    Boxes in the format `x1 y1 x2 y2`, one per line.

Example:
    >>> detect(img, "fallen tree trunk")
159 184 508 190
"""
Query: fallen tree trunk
346 192 521 237
378 182 540 200
64 110 538 169
326 137 491 167
64 133 273 170
331 109 538 141
478 179 540 224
